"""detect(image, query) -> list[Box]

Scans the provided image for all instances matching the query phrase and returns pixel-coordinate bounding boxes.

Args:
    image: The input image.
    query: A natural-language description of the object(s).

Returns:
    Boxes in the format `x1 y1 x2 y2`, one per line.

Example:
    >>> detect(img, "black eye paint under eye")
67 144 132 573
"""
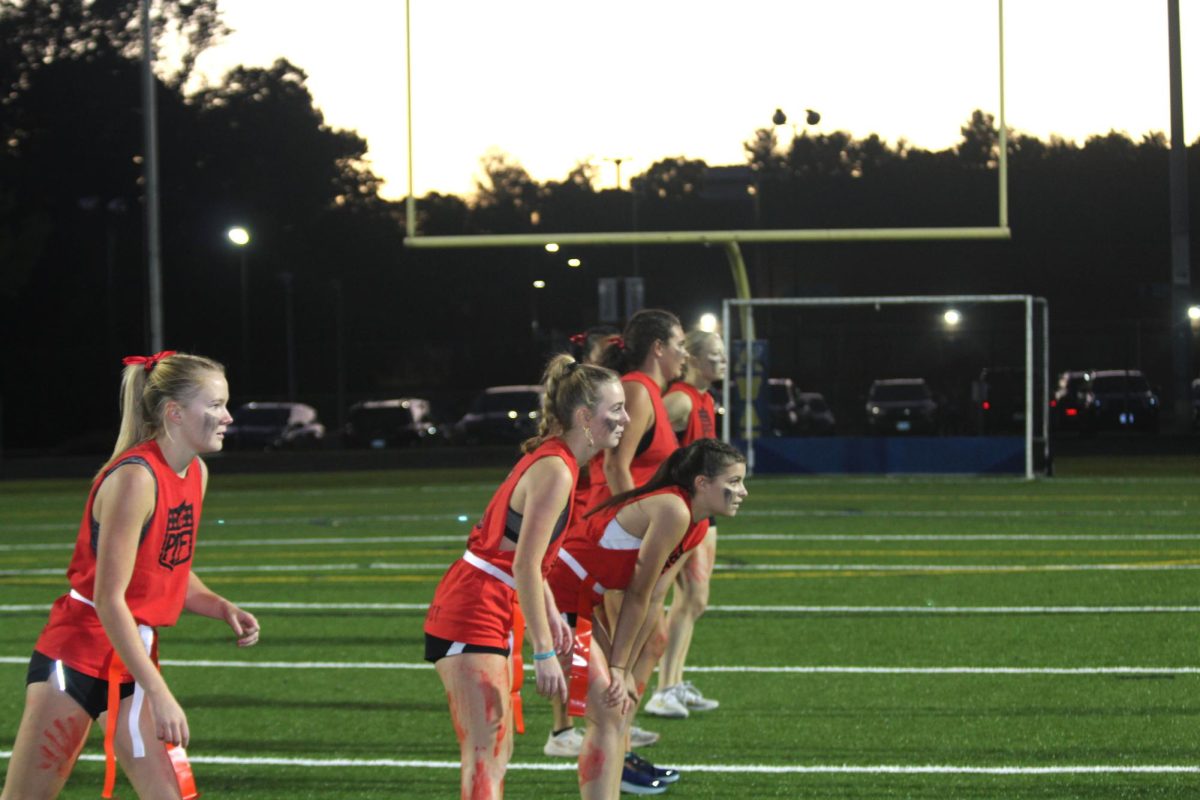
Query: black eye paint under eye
604 417 620 433
723 487 735 505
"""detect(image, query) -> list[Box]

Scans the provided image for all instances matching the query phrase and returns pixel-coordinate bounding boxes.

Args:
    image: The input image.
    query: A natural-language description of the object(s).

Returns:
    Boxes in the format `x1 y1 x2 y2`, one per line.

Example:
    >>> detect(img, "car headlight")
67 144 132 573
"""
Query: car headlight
870 406 881 415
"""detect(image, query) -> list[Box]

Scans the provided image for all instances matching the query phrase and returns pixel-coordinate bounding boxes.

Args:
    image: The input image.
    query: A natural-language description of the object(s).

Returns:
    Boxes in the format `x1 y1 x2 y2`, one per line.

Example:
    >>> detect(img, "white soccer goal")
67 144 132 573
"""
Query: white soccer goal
720 294 1049 479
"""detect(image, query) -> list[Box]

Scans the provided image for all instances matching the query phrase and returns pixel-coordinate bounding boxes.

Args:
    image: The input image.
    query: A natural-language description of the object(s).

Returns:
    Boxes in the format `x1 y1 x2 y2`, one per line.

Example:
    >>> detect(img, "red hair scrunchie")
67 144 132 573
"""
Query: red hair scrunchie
122 350 177 372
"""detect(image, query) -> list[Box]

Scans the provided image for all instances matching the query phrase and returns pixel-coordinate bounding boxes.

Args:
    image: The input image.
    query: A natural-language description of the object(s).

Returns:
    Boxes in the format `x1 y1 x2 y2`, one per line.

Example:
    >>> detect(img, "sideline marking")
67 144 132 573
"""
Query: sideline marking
8 531 1200 553
4 601 1200 615
7 560 1200 578
0 751 1194 774
2 656 1196 675
6 506 1197 536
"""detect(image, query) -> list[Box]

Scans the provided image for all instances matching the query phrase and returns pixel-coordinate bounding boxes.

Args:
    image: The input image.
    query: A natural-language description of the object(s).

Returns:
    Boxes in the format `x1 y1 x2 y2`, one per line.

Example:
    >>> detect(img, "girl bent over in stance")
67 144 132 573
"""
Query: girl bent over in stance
424 355 629 799
548 439 748 799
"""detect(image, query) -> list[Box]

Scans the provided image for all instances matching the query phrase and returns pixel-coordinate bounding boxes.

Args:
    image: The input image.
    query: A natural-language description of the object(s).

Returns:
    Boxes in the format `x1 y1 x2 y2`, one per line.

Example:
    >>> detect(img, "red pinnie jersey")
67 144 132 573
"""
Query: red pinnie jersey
36 439 204 679
666 382 717 445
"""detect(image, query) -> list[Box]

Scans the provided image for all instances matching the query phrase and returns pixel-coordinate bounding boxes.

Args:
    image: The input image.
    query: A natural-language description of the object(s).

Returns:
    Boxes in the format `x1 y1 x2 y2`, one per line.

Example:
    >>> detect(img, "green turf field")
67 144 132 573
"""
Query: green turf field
2 458 1199 798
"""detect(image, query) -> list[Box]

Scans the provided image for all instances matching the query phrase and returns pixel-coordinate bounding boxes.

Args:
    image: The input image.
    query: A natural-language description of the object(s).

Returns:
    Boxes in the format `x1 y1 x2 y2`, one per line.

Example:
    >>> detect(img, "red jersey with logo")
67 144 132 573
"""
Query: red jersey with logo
425 437 578 649
587 371 679 509
548 485 708 615
667 382 717 445
35 440 203 680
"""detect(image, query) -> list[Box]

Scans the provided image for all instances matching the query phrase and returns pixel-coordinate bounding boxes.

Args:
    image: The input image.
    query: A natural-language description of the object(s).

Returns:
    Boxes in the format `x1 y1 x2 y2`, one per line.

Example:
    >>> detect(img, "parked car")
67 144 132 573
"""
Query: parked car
974 367 1026 435
1050 370 1092 433
766 378 801 435
1082 369 1160 434
343 398 439 448
225 402 325 450
796 391 836 435
453 385 545 445
865 378 938 435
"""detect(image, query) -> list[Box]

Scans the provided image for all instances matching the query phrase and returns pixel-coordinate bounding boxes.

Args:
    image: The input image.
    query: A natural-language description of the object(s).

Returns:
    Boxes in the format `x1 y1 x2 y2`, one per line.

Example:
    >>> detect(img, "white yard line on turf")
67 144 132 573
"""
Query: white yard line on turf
737 509 1199 518
5 506 1198 537
2 535 1197 558
6 560 1200 578
0 751 1195 774
720 533 1200 541
5 602 1200 614
1 656 1197 675
8 531 1200 552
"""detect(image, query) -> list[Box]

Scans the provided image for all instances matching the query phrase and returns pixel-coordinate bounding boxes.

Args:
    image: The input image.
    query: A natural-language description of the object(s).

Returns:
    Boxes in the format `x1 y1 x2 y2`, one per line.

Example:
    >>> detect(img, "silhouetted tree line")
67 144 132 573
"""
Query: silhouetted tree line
1 1 1196 450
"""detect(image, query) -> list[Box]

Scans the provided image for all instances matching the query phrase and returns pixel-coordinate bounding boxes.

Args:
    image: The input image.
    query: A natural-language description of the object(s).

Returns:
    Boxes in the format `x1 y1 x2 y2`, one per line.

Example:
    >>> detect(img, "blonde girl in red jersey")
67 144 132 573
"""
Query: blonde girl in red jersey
646 329 728 719
1 352 260 800
424 355 629 800
547 439 748 799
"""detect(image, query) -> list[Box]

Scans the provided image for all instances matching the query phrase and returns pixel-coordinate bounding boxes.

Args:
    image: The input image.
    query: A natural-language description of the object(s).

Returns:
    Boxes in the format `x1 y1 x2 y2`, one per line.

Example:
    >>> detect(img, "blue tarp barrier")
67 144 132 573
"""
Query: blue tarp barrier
735 436 1026 474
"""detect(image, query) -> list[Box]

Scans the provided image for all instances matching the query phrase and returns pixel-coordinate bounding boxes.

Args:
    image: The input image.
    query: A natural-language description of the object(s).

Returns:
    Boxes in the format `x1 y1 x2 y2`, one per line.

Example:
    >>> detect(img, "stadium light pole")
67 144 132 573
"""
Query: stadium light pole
141 0 164 351
227 226 251 377
1167 0 1192 430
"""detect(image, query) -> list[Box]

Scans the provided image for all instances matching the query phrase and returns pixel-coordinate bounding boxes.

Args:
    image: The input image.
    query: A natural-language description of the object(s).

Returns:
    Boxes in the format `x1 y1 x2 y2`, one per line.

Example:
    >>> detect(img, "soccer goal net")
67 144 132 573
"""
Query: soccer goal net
720 294 1049 478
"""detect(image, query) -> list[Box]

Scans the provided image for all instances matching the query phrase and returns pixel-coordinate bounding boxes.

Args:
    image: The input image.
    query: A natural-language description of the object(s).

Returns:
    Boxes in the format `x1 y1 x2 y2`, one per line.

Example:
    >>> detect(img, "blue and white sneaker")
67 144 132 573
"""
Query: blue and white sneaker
626 751 680 784
620 756 669 795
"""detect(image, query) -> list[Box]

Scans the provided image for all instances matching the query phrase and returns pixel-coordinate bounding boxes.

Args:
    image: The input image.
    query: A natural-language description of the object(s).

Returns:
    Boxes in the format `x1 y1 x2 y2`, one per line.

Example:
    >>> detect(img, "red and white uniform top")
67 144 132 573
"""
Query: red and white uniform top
424 437 578 648
586 371 679 510
35 439 203 680
549 485 709 615
463 436 578 580
667 382 717 445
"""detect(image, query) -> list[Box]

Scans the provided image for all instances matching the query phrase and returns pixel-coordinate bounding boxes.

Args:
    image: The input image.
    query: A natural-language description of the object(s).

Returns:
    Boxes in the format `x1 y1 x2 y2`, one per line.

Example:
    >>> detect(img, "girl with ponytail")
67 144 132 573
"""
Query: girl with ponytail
3 352 260 800
645 329 728 719
424 354 628 799
546 439 748 799
556 309 686 784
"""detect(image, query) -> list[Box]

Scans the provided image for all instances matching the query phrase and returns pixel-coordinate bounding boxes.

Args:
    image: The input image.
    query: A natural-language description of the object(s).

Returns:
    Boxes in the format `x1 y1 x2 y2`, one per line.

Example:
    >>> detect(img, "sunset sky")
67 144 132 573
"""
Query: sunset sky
190 1 1198 199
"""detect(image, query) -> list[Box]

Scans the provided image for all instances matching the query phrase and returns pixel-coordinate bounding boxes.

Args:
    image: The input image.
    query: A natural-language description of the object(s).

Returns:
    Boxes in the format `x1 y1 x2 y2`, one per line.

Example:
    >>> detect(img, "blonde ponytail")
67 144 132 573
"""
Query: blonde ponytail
99 352 225 476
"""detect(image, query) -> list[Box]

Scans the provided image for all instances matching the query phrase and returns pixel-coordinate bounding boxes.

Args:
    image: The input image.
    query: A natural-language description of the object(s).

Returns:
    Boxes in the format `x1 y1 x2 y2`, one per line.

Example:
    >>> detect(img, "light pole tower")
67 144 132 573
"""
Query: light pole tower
227 226 251 376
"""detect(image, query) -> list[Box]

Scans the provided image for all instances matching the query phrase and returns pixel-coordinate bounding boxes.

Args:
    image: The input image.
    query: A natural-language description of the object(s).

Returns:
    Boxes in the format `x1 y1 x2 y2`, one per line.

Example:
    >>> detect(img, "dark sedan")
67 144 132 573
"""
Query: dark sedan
1083 369 1159 434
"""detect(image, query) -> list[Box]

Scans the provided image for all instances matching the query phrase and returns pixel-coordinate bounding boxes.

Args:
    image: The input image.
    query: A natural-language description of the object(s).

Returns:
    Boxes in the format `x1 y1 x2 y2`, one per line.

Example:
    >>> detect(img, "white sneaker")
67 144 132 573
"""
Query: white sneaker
643 687 689 719
679 680 719 711
629 725 661 748
543 727 584 757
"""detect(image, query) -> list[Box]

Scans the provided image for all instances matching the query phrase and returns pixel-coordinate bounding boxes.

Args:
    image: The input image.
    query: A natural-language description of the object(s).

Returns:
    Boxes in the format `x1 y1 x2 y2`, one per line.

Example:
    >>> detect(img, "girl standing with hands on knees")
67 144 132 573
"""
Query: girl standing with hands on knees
1 351 260 800
424 355 628 799
548 439 748 799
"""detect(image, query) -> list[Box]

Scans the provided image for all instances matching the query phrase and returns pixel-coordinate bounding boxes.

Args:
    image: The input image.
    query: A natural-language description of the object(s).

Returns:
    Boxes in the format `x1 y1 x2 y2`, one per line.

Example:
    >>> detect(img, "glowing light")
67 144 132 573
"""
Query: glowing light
567 258 582 268
532 279 546 288
227 226 250 246
456 514 469 522
698 313 718 332
943 309 962 326
507 410 518 419
1188 305 1200 321
544 243 560 253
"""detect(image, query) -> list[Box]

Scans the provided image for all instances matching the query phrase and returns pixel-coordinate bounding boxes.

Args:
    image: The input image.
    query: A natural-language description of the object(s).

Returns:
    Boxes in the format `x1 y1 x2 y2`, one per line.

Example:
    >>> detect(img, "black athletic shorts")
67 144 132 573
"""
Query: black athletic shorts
26 650 134 720
424 633 509 663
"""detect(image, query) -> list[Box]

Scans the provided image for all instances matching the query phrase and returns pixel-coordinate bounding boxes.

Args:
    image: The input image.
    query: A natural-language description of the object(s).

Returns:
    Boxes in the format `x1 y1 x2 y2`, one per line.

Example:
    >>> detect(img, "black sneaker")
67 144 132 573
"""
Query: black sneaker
620 759 668 795
626 752 680 785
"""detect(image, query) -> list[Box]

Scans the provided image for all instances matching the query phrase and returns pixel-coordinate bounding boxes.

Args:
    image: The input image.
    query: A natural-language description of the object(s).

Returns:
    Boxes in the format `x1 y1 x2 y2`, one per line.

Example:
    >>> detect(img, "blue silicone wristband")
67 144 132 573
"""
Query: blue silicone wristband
532 650 556 661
